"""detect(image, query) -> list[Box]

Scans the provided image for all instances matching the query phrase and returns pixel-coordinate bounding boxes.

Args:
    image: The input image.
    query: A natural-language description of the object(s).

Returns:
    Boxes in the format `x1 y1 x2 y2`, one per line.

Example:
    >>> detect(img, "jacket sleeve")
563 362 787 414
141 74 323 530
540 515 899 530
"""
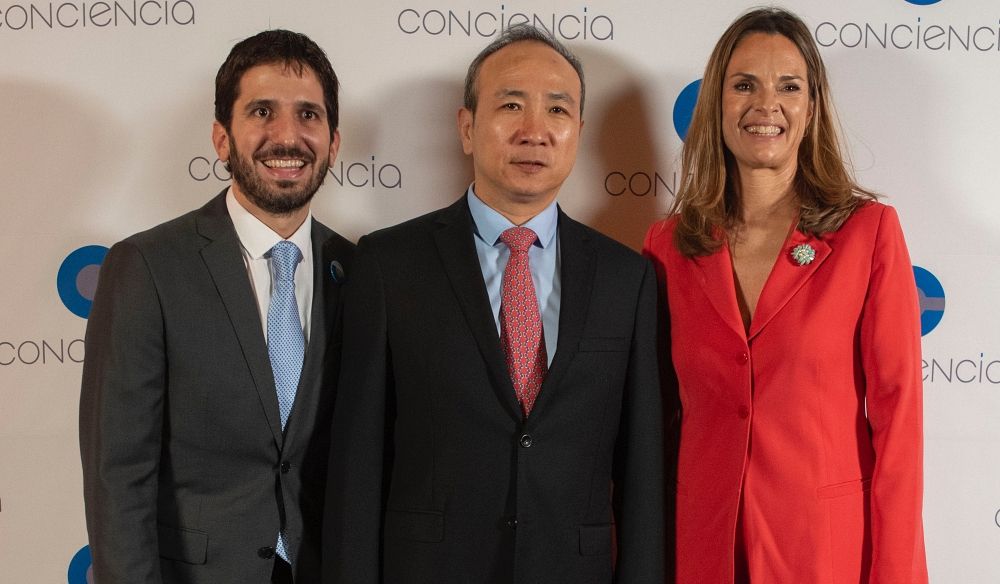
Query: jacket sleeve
860 206 928 582
323 235 392 584
79 240 166 584
642 222 681 581
613 258 667 583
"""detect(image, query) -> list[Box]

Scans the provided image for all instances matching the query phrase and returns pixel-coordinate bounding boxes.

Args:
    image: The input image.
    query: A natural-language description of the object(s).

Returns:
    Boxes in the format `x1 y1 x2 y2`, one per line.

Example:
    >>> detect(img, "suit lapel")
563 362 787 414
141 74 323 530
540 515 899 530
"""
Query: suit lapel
529 211 595 416
196 193 283 446
748 229 831 340
690 242 746 341
433 198 523 421
283 224 340 447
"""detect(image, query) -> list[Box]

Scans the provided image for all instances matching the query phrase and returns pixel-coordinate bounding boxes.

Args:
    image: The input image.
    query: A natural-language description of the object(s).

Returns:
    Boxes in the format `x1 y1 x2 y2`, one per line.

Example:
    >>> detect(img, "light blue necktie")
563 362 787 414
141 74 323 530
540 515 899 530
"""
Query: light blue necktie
267 240 304 562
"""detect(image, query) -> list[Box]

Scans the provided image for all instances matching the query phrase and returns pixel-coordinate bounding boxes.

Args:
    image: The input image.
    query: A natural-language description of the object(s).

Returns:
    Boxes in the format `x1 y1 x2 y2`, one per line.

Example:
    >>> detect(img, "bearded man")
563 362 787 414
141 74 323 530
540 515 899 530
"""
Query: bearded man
80 29 354 584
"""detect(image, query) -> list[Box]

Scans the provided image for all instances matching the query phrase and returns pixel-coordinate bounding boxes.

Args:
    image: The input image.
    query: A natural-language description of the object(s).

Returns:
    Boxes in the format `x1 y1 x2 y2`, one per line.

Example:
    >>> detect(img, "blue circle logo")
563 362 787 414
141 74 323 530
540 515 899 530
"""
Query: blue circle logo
905 0 941 5
67 545 94 583
672 79 701 141
913 266 945 336
57 245 108 319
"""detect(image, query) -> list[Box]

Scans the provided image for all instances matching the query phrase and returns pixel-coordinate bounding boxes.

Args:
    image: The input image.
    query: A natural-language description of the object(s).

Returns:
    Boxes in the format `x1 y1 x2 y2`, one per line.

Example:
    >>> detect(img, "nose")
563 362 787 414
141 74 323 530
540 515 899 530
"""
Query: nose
752 87 779 113
268 114 299 146
516 108 549 146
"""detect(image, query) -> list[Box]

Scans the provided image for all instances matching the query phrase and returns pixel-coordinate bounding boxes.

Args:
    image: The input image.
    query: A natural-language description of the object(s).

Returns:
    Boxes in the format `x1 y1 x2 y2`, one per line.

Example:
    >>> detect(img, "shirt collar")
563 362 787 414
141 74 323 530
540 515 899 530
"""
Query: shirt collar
466 184 558 249
226 188 313 261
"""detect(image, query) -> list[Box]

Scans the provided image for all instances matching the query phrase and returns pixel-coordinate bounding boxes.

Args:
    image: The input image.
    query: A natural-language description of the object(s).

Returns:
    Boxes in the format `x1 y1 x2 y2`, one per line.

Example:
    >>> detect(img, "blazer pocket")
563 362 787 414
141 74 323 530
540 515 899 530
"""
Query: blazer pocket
578 337 629 352
158 524 208 565
578 523 613 556
385 509 444 543
816 477 871 500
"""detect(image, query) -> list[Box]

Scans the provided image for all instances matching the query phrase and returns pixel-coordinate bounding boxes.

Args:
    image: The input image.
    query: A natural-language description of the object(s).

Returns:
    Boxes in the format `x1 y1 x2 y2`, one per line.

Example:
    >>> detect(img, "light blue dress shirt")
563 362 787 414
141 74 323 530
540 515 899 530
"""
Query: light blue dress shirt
467 186 560 366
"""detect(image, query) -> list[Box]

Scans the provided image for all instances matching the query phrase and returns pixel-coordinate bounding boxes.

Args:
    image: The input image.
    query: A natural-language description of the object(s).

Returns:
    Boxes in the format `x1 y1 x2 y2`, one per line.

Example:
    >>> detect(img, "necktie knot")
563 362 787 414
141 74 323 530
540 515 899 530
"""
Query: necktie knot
270 241 302 283
500 226 538 254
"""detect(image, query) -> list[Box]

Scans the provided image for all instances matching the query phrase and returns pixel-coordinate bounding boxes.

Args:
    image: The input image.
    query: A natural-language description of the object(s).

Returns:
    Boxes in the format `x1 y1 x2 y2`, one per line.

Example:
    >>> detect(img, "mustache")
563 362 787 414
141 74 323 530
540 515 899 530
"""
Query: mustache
254 145 315 162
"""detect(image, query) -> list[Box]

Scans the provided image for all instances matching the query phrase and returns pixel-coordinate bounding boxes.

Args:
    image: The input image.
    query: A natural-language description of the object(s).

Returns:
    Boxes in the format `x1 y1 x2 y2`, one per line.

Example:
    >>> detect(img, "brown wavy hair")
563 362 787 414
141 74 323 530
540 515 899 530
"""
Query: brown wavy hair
670 7 876 257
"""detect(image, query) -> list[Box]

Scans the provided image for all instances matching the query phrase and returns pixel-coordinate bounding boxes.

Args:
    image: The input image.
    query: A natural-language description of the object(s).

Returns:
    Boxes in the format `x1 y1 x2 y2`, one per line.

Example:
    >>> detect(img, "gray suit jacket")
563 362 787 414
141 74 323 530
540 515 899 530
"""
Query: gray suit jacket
80 191 355 583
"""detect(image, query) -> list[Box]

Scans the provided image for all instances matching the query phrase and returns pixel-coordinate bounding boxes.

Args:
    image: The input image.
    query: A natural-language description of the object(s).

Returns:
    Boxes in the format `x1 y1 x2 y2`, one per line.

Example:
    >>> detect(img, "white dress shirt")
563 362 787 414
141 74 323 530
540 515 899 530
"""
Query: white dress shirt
226 188 313 343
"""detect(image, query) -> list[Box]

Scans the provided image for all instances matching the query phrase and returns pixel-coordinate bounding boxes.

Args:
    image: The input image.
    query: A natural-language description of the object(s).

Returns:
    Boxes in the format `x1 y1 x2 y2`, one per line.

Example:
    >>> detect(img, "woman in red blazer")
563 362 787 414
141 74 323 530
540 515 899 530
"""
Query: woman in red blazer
644 8 927 583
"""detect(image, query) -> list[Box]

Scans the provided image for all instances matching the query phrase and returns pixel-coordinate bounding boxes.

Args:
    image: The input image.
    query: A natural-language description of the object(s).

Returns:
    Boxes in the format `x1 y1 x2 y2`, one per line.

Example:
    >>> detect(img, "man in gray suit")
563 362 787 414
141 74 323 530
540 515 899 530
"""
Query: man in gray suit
80 30 354 584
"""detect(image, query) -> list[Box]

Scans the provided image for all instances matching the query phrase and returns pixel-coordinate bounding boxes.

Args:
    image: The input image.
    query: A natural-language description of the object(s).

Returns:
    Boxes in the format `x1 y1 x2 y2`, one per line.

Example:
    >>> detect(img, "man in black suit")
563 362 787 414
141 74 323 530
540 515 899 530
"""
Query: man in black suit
79 30 354 584
323 24 664 583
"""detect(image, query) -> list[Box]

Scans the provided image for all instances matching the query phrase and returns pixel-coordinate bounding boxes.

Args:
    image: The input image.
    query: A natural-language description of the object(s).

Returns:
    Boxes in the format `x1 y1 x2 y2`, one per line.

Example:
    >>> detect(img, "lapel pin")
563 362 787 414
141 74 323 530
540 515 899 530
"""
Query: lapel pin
329 260 346 283
790 243 816 266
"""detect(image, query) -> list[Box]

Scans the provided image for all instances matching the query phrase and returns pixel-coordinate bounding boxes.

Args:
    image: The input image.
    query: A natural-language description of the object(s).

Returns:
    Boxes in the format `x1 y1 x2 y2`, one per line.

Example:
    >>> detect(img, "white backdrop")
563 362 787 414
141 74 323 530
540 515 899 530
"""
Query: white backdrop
1 1 997 581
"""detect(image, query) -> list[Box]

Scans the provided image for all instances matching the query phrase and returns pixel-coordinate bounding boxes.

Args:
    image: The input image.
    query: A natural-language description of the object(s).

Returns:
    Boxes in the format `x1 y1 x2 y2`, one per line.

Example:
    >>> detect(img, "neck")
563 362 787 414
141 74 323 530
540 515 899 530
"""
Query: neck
232 187 308 239
473 186 557 226
497 207 544 226
735 165 798 227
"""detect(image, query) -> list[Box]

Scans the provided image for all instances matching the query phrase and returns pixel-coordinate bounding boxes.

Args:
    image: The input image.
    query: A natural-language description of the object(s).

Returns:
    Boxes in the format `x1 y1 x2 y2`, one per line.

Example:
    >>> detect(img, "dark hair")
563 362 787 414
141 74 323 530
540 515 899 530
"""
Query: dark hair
215 29 339 135
670 7 876 257
463 23 585 116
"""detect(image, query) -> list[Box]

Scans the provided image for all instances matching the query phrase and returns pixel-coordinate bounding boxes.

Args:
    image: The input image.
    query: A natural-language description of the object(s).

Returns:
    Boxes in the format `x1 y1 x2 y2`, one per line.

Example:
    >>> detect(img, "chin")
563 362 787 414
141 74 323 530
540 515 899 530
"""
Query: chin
739 153 794 170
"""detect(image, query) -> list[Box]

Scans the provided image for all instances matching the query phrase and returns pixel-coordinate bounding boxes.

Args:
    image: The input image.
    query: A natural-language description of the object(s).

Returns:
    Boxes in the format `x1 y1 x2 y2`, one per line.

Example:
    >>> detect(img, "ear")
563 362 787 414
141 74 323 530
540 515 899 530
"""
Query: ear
457 107 474 155
328 129 341 165
212 120 231 162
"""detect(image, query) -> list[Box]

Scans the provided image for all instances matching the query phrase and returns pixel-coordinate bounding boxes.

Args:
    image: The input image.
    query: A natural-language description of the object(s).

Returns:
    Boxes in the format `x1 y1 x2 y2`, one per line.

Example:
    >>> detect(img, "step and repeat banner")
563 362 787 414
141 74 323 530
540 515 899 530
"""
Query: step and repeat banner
1 0 997 581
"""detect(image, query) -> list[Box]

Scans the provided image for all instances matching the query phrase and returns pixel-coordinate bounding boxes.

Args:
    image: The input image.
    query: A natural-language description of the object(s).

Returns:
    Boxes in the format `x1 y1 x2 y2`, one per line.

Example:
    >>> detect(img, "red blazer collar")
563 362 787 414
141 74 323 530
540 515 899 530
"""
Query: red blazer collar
690 228 832 341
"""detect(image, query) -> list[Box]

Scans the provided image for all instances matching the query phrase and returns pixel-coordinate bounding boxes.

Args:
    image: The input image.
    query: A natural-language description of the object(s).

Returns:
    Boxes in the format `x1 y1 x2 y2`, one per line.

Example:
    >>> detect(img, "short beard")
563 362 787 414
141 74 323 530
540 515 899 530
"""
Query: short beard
228 137 329 215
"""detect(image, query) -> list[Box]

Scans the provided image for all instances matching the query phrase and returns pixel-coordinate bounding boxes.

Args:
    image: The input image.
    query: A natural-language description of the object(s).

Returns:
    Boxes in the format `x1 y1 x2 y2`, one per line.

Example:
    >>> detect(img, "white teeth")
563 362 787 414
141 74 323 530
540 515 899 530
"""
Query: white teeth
745 125 782 136
263 159 305 168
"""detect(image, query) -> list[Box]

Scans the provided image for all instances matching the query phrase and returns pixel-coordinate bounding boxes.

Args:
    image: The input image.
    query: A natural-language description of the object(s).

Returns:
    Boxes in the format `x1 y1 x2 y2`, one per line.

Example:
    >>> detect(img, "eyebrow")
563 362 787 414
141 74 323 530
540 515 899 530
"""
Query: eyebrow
495 88 578 106
728 72 805 82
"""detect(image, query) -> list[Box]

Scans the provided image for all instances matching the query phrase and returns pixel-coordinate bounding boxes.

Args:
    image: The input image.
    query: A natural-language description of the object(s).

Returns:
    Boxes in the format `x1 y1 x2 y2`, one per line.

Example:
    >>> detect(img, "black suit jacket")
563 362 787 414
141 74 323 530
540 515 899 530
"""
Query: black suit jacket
323 196 664 583
80 191 355 583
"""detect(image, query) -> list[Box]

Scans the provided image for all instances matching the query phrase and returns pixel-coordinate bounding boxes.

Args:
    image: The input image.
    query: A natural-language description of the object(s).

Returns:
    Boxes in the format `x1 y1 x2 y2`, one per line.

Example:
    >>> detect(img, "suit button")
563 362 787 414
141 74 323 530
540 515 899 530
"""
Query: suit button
738 406 750 419
739 352 749 364
519 434 533 448
280 461 291 473
505 517 518 529
257 546 275 559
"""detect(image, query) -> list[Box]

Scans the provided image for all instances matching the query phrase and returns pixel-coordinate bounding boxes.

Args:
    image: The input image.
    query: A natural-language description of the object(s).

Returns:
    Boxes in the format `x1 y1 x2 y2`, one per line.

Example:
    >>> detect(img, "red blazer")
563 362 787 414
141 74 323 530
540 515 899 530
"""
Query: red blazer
644 203 927 583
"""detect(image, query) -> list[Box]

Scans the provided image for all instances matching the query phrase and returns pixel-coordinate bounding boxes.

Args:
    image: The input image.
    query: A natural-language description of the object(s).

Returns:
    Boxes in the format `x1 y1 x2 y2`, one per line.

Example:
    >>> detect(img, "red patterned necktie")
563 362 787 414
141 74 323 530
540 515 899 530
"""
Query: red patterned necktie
499 226 547 416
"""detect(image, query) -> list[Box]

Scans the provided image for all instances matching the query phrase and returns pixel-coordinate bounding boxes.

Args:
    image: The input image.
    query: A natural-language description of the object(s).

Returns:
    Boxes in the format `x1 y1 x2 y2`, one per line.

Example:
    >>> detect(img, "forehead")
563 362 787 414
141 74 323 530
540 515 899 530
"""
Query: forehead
727 33 808 75
477 40 580 96
236 61 325 104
